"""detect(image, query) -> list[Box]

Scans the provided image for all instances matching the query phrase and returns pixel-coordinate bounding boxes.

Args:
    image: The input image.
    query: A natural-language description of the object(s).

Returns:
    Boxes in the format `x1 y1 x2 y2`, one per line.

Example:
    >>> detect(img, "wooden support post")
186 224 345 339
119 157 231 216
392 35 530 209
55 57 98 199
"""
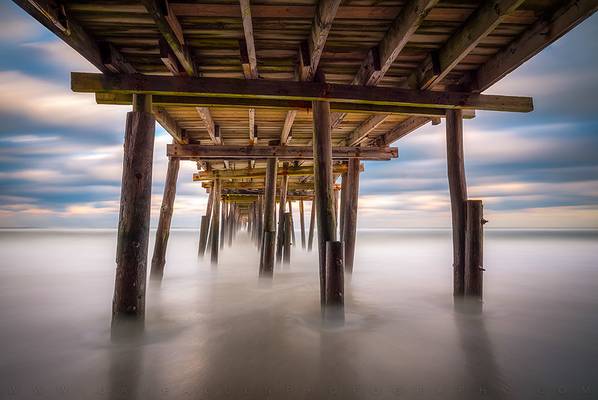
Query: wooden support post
308 199 316 251
312 78 337 306
112 94 155 326
227 203 234 247
198 189 214 257
257 195 264 248
288 200 296 245
283 212 292 265
150 157 180 281
276 163 289 264
260 158 278 277
210 179 221 265
343 158 360 274
299 199 306 249
465 200 485 299
220 200 227 249
339 171 348 241
446 109 467 296
324 241 344 321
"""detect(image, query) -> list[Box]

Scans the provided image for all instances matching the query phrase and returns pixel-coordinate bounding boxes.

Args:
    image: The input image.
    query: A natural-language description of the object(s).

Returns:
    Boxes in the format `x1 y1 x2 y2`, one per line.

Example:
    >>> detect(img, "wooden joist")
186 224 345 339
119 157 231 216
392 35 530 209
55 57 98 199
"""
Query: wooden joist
238 0 258 144
153 107 188 144
405 0 526 90
141 0 196 76
193 163 362 181
347 114 390 146
96 93 449 117
381 117 432 145
196 107 222 144
73 73 534 112
167 144 398 160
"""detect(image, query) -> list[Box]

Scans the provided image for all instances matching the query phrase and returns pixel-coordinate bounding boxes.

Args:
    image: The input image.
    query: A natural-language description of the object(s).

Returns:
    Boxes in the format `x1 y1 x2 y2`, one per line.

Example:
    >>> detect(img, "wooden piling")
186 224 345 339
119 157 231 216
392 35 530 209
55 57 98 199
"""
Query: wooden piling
220 200 227 249
308 199 315 251
210 179 221 265
283 212 292 265
227 203 234 247
299 199 306 249
287 200 296 245
312 77 337 305
324 241 344 321
198 188 214 257
343 158 360 274
276 162 289 264
112 94 155 324
259 158 278 277
339 171 348 241
465 200 484 299
150 157 180 281
446 109 468 296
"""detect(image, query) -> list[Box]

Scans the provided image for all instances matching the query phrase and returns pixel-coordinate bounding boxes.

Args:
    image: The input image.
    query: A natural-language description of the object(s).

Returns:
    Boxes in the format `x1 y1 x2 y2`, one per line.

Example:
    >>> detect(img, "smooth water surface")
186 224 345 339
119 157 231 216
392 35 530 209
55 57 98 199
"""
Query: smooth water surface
0 229 597 399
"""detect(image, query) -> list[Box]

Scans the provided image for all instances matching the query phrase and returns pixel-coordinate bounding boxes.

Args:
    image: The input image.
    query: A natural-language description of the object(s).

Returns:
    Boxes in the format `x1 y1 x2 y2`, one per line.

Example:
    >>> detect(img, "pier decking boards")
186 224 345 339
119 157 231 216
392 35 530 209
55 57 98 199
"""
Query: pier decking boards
13 0 596 324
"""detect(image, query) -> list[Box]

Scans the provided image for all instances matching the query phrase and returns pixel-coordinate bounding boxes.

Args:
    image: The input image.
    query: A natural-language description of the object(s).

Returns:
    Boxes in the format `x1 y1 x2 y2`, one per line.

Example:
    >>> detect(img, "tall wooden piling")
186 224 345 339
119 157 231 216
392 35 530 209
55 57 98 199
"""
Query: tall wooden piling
227 203 234 247
220 200 227 249
276 163 289 264
260 158 278 277
112 94 155 325
308 199 315 251
312 76 337 305
343 158 360 274
339 171 348 241
299 199 306 249
150 157 180 281
287 200 296 245
446 109 468 296
283 212 292 265
210 179 221 265
257 195 263 248
198 189 214 257
324 241 344 321
465 200 484 299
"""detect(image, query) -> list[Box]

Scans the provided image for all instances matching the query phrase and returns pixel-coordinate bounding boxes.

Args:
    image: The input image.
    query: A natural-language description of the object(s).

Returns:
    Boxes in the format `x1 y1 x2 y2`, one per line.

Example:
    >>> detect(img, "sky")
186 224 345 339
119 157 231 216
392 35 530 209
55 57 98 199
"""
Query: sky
0 1 597 229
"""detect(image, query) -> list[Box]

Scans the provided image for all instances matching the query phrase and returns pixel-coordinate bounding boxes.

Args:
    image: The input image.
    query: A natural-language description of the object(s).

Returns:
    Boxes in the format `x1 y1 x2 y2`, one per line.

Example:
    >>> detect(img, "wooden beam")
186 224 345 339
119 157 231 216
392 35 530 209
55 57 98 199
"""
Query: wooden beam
167 144 398 160
238 2 258 79
406 0 526 90
280 110 297 145
195 106 222 144
347 114 390 146
159 38 182 75
194 163 360 181
300 0 342 81
96 93 450 117
141 0 196 76
73 73 534 113
153 107 188 144
381 117 431 145
465 0 598 92
202 181 340 191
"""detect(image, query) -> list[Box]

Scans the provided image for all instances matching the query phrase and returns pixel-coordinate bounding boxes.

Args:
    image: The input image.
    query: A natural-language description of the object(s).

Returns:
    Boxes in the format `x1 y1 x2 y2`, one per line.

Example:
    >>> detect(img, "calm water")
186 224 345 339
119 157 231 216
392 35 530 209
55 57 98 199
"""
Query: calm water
0 229 597 400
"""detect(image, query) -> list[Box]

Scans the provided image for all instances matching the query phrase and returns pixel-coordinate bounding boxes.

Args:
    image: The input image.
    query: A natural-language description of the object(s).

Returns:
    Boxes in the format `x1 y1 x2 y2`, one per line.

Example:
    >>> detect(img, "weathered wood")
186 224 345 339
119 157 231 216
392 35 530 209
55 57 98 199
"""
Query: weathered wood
300 0 342 81
198 189 214 257
141 0 196 76
194 164 360 181
324 241 344 321
259 158 278 277
343 159 360 274
210 179 221 265
150 157 180 281
153 107 187 144
465 0 598 92
339 171 347 241
299 199 306 249
168 144 398 160
465 200 485 299
98 93 449 117
220 200 227 249
202 181 340 191
283 212 292 265
313 79 337 305
239 0 258 79
347 114 390 146
382 117 431 145
308 199 316 252
276 163 289 264
196 107 222 144
280 110 296 145
446 109 468 296
287 200 296 245
72 73 534 113
112 97 155 324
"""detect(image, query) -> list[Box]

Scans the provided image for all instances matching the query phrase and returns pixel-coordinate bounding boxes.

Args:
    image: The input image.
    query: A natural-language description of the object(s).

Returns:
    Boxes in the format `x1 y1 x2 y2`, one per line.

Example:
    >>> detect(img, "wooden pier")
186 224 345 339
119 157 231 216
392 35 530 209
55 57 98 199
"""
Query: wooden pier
13 0 596 325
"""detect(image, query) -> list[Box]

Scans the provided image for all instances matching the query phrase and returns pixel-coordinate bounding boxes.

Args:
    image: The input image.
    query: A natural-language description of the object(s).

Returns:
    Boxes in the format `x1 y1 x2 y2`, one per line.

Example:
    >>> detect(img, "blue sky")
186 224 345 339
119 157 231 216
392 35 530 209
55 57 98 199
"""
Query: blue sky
0 1 597 228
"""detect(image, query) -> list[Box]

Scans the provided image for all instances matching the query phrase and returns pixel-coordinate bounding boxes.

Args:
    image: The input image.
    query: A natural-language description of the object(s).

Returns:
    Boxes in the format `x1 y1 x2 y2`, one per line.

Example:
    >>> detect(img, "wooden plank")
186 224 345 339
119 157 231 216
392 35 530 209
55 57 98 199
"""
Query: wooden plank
167 144 398 160
194 164 359 181
382 117 431 145
141 0 196 76
153 107 188 144
96 93 449 117
407 0 526 90
13 0 133 74
73 73 534 113
465 0 598 92
280 110 297 145
195 106 222 144
238 0 258 79
202 181 340 191
347 114 390 146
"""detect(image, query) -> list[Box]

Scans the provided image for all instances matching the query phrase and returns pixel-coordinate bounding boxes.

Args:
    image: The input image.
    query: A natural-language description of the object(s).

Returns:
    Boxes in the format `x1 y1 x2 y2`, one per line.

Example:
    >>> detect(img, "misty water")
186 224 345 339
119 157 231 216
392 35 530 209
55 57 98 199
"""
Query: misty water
0 228 597 400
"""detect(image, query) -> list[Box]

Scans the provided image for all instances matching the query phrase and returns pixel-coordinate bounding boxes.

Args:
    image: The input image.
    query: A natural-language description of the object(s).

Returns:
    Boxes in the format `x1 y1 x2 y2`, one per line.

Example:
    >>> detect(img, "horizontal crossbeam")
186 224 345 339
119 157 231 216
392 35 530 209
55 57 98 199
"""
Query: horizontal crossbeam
194 163 362 181
168 144 398 160
73 73 533 112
